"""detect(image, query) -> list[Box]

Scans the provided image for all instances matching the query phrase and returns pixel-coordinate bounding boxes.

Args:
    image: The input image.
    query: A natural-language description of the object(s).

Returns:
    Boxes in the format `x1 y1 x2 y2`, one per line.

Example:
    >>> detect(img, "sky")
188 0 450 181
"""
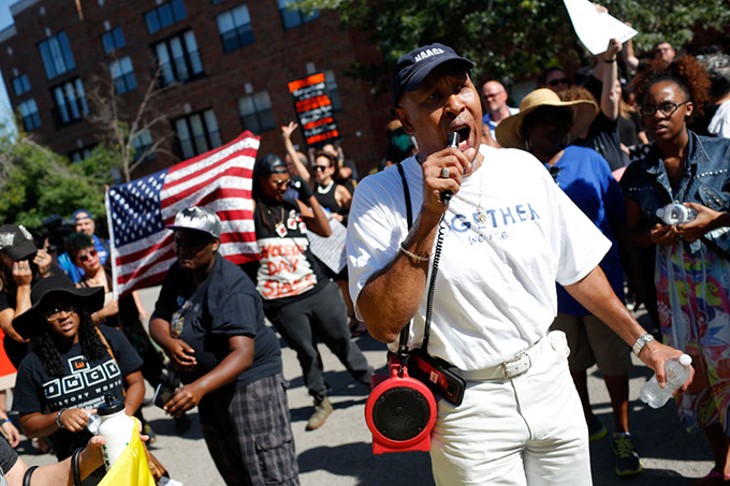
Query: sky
0 0 14 131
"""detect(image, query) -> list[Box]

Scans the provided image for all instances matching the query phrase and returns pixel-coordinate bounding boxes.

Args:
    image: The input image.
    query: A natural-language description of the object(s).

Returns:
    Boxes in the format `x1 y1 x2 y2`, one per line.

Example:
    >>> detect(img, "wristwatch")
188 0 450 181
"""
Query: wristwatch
56 408 67 429
632 333 655 357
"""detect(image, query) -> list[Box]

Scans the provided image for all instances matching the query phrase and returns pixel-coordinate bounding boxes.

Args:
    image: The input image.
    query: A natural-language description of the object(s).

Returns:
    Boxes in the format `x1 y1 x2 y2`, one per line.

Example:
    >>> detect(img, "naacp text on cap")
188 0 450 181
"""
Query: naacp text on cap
414 47 446 63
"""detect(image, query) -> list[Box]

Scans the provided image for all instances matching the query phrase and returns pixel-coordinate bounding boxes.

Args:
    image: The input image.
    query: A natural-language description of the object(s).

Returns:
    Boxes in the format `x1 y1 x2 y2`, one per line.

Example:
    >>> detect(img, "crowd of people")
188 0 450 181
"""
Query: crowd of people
0 21 729 486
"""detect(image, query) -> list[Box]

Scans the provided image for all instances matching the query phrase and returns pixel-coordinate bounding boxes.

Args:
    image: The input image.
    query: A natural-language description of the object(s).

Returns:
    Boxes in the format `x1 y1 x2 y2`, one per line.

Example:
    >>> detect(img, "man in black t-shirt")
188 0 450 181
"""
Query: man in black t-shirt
150 207 299 486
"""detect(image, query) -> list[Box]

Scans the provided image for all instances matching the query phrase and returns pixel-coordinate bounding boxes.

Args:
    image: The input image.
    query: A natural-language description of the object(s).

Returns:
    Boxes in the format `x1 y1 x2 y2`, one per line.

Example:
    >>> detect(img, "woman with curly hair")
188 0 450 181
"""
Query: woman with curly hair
620 56 730 483
11 275 144 465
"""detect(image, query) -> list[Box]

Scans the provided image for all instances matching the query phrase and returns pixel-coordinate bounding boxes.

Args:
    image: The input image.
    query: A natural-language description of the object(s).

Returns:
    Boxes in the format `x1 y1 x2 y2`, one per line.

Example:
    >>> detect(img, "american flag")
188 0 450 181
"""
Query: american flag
105 131 260 296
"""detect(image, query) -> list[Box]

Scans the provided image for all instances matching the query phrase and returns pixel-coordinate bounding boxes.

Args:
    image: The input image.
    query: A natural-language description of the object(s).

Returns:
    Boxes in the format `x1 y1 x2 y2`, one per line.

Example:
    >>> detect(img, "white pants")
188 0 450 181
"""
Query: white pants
430 332 591 486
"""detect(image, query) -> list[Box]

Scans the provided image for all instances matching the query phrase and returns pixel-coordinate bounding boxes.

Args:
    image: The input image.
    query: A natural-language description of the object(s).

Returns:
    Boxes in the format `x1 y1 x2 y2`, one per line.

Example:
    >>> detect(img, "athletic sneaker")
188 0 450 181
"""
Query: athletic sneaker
613 432 643 476
588 415 608 442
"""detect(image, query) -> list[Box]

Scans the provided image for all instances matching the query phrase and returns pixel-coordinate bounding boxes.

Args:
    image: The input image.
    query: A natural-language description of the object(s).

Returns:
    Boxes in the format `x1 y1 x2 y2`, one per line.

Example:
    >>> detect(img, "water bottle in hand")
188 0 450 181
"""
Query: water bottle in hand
656 203 697 225
640 354 692 409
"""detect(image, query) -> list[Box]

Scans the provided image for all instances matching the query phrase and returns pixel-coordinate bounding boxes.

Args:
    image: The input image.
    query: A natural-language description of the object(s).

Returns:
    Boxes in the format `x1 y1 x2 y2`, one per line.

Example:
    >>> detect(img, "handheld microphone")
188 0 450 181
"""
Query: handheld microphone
441 132 460 203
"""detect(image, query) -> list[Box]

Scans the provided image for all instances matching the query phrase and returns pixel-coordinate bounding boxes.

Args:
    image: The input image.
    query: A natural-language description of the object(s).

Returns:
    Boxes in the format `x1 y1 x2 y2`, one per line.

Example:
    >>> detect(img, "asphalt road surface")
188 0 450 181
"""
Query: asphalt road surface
16 287 713 485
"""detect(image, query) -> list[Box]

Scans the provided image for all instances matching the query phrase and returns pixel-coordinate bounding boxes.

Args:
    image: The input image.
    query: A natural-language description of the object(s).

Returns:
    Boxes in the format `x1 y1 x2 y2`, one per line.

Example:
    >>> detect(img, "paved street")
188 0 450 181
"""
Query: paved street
16 287 712 485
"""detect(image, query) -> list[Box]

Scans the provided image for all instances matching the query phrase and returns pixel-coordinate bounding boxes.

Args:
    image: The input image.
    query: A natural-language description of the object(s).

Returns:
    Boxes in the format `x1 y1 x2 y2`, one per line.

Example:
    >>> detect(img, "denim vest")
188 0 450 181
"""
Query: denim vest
620 131 730 228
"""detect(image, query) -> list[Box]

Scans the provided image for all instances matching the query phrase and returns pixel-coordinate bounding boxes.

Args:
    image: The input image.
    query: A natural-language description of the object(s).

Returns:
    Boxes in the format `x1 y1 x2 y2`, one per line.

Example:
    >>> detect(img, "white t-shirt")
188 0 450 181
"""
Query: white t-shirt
708 100 730 138
346 144 610 369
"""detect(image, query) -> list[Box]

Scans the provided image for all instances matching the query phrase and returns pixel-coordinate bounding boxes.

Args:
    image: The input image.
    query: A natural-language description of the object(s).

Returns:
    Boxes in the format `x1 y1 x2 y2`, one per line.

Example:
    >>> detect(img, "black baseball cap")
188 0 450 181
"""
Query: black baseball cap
254 153 288 177
0 224 38 261
391 43 475 107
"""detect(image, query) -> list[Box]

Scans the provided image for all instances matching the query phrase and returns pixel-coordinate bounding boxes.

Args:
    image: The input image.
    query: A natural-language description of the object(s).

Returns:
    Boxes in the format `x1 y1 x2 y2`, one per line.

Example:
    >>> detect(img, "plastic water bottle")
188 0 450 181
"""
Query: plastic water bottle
97 394 135 470
656 203 697 225
640 354 692 409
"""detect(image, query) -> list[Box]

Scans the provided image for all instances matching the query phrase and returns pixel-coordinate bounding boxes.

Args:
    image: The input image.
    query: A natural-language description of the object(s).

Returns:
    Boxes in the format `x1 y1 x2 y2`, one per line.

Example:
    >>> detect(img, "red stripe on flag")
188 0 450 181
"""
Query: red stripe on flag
160 167 251 208
108 131 261 297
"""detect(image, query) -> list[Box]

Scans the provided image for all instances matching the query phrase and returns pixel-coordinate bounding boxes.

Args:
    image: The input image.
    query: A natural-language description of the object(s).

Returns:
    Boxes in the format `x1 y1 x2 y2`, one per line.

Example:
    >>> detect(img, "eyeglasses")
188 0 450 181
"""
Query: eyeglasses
547 78 569 87
271 178 291 188
78 249 97 262
43 304 75 322
313 165 329 172
640 100 689 117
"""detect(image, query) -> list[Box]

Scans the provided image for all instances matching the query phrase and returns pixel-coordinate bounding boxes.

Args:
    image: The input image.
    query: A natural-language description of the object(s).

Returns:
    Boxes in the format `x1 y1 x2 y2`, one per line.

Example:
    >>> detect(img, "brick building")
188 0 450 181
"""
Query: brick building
0 0 393 178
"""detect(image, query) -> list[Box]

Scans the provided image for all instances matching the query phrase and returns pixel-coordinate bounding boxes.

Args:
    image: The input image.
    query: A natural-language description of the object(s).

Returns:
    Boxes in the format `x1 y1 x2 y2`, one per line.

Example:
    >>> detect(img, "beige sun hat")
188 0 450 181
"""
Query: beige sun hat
495 88 598 150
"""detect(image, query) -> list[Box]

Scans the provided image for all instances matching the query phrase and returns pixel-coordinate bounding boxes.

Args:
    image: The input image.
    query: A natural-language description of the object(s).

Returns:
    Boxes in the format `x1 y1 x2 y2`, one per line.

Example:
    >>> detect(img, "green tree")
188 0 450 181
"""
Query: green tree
300 0 729 86
0 131 110 230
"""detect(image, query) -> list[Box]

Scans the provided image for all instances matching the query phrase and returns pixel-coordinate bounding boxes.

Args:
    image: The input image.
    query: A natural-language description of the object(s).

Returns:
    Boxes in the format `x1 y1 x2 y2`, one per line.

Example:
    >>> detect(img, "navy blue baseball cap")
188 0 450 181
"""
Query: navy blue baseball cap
391 43 475 107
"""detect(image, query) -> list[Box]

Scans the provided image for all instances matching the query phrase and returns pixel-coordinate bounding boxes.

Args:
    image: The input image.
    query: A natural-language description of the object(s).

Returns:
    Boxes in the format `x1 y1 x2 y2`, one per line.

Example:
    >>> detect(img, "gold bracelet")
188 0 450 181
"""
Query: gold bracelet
398 243 430 263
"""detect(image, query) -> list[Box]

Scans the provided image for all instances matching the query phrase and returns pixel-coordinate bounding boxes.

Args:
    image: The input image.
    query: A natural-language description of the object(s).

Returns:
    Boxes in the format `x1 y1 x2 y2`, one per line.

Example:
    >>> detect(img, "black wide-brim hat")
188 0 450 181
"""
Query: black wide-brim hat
13 274 104 340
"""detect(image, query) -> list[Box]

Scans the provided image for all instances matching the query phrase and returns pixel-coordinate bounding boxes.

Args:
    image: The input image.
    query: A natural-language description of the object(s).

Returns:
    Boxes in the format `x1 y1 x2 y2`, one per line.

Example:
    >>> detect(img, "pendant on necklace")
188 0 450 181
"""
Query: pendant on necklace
275 222 288 237
475 211 487 223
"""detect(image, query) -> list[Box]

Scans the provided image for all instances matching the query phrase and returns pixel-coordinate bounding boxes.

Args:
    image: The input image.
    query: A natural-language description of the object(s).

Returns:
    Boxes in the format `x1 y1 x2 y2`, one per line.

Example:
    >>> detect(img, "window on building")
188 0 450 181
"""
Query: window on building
216 5 254 52
131 129 156 162
278 0 319 30
101 27 126 54
145 0 187 35
38 31 76 79
174 110 222 159
69 146 94 162
154 31 204 85
324 69 341 111
18 99 41 131
12 74 31 96
52 78 89 126
238 91 275 134
110 56 137 94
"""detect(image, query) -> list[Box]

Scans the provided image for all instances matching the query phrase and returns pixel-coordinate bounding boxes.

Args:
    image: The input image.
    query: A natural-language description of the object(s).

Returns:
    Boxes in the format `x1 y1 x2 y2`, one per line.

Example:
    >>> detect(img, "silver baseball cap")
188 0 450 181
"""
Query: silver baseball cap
167 207 221 239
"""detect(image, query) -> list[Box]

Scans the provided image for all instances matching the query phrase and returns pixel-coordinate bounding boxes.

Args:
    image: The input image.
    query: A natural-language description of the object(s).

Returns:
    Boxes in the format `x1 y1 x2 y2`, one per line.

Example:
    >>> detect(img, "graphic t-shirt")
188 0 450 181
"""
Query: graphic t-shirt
152 255 281 389
13 326 142 459
347 145 610 370
254 199 327 301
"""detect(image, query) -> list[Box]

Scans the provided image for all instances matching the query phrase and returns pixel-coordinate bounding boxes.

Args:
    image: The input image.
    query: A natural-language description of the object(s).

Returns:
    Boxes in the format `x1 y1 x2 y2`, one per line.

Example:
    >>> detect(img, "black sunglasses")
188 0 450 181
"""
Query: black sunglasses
78 249 97 262
547 77 569 87
43 303 75 321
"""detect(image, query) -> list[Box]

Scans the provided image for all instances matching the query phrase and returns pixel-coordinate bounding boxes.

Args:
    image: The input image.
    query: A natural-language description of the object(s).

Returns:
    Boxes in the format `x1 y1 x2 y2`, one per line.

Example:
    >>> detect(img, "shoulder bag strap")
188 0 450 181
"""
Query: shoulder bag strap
95 327 116 363
396 163 413 357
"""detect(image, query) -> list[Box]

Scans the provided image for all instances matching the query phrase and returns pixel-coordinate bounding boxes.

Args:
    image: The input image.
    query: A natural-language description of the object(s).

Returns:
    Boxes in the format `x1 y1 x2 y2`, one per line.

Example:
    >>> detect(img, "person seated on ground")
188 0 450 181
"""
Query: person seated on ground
12 275 144 465
252 154 372 431
497 88 642 477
